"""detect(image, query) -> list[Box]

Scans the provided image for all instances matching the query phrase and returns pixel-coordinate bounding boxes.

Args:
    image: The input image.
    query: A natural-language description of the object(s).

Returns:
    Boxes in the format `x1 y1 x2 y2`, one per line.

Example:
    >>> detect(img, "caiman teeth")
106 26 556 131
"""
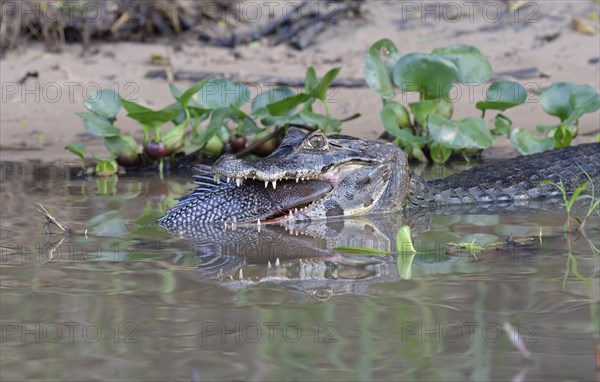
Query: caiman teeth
236 178 243 187
271 180 277 189
264 181 268 188
214 175 220 184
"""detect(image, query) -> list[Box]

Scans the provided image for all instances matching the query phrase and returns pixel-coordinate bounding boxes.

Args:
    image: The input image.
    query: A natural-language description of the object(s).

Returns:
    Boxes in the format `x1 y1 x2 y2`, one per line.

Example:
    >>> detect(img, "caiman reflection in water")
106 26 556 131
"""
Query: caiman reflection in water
162 207 545 300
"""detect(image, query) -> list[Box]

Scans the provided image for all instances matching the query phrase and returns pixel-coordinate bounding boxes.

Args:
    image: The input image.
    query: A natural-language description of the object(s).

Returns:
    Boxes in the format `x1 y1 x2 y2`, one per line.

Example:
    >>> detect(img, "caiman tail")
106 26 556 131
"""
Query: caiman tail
411 143 600 206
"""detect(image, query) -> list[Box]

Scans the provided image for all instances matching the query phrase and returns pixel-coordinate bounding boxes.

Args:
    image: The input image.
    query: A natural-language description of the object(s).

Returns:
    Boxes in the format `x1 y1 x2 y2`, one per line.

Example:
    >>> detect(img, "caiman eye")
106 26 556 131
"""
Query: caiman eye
308 135 326 149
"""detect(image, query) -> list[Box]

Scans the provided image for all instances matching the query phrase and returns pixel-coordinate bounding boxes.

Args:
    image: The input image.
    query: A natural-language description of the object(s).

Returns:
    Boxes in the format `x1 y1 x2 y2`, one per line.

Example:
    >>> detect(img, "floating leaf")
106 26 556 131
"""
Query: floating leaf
396 225 416 255
104 135 138 156
396 225 416 280
364 39 401 99
429 142 453 164
83 88 121 119
380 101 411 136
492 114 512 137
432 44 493 83
65 142 86 159
476 81 527 111
540 82 577 121
510 128 554 154
76 112 120 137
567 84 600 122
393 53 458 99
95 159 118 177
552 124 574 148
428 115 494 149
162 123 187 151
409 99 453 127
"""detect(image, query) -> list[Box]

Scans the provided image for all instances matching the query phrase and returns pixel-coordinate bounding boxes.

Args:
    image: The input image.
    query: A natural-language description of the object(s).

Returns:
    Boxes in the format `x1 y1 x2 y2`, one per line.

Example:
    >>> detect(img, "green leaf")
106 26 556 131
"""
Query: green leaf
178 77 211 107
168 82 184 99
566 182 589 211
381 101 411 136
396 225 416 255
535 124 559 134
476 81 527 111
162 123 187 150
317 67 341 101
540 82 576 121
429 142 453 163
364 38 401 100
195 79 249 109
83 88 121 119
194 108 228 148
510 128 554 154
119 97 152 114
260 113 305 127
104 135 138 156
65 142 86 159
266 93 311 116
428 115 494 149
304 67 318 95
453 242 486 252
409 101 437 128
396 225 416 280
333 245 392 255
569 84 600 114
409 99 453 127
126 106 180 125
393 52 458 99
76 112 121 137
252 87 294 113
95 159 118 177
492 114 512 137
553 124 574 148
392 128 428 145
299 110 342 133
238 117 260 135
432 44 492 83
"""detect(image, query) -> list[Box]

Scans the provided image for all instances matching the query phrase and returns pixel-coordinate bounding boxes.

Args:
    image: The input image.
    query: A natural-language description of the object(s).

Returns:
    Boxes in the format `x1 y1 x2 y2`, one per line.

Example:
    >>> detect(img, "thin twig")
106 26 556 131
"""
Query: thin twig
36 203 84 236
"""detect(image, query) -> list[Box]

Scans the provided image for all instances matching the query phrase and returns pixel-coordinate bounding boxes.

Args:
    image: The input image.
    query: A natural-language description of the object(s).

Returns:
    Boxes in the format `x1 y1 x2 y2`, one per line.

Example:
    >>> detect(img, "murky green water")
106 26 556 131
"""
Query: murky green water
1 162 598 381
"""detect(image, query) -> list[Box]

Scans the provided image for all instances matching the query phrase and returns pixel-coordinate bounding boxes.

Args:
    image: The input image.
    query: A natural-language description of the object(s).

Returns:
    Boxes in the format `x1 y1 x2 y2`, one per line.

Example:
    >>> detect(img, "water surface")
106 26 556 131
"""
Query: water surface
1 162 598 381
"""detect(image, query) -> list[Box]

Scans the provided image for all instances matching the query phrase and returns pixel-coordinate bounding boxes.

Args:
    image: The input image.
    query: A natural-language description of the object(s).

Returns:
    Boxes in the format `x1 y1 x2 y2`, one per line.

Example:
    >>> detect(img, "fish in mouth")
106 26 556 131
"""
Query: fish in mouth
157 128 410 230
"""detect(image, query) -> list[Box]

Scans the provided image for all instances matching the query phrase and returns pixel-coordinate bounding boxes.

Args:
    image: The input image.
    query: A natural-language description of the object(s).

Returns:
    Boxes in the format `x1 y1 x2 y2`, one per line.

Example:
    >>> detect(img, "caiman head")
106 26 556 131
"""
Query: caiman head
211 128 411 223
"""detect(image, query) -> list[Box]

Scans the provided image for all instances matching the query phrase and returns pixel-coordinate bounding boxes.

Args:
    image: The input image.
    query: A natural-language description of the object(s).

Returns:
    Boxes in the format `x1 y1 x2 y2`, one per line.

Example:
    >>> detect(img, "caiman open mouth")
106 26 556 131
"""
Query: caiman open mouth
213 162 368 224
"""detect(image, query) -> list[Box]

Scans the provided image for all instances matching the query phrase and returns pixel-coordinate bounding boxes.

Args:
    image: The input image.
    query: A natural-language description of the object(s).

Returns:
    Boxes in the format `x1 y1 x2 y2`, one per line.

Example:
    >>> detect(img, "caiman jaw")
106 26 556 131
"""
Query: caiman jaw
213 162 379 223
210 128 409 222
